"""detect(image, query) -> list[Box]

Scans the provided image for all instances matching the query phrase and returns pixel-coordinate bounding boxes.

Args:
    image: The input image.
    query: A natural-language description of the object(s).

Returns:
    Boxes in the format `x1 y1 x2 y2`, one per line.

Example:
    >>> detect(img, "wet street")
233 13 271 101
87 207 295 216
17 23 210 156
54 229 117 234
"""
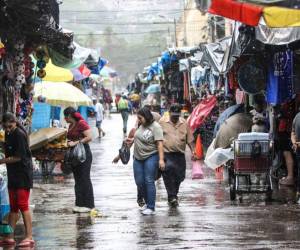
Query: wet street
17 114 300 249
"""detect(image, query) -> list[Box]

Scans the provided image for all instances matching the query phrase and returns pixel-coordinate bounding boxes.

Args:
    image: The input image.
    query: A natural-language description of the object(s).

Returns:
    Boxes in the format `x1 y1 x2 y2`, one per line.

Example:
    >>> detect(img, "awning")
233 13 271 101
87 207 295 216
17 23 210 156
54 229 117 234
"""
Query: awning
209 0 263 26
209 0 300 28
256 19 300 45
263 7 300 28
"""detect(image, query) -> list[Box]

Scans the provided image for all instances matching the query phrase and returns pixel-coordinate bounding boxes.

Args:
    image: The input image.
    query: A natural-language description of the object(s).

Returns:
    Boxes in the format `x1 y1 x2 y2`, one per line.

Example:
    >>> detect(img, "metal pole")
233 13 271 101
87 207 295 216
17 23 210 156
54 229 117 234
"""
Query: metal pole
174 18 177 47
183 0 187 46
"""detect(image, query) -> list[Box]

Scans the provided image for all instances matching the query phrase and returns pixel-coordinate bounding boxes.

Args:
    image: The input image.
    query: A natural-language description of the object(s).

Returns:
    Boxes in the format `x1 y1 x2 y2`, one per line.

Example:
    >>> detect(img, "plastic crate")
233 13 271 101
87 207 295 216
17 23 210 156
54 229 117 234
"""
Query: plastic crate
31 103 51 131
234 140 270 156
234 156 270 173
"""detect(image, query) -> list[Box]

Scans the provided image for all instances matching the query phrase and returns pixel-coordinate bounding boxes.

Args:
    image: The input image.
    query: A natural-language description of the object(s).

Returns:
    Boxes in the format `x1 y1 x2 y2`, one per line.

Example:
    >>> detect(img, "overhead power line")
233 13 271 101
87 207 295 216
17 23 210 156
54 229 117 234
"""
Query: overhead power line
60 8 198 13
74 30 170 36
62 21 205 25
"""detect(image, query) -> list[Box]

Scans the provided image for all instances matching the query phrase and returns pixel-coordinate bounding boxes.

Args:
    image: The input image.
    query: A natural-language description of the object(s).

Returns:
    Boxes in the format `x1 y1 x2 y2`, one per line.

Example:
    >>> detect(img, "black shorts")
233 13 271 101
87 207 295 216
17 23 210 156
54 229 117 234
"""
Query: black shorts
277 132 291 151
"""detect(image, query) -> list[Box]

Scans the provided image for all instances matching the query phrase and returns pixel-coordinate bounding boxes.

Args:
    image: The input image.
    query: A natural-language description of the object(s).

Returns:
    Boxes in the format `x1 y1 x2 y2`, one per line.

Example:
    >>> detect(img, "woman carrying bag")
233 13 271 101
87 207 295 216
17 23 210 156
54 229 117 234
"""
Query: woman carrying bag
64 107 95 213
126 107 165 215
0 113 34 248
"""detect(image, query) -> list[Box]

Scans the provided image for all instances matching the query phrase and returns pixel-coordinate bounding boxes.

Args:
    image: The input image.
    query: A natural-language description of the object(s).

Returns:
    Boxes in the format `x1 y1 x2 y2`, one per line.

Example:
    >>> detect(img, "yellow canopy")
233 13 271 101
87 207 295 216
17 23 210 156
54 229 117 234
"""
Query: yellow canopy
42 59 73 82
264 7 300 28
34 81 92 107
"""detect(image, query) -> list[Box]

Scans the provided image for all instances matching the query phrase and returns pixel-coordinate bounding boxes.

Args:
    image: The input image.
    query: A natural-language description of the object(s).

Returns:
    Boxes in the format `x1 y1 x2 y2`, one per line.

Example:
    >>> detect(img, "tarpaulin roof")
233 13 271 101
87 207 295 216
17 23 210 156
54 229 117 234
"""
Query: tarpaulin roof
256 19 300 45
201 36 232 73
209 0 300 28
209 0 263 26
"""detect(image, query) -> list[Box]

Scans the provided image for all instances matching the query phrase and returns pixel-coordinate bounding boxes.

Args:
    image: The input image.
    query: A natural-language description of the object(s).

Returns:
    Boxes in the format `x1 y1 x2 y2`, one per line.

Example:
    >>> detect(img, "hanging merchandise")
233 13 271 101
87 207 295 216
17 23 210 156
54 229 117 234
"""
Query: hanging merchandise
13 40 26 88
183 72 190 101
237 57 266 94
266 51 294 105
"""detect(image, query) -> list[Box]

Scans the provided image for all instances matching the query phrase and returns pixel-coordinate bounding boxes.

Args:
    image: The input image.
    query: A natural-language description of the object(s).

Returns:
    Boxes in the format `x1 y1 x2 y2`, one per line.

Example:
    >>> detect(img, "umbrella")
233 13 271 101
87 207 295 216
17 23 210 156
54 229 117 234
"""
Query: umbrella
213 104 245 138
145 84 161 94
214 113 253 149
71 64 91 81
89 74 102 83
34 81 92 107
100 66 118 78
33 58 73 82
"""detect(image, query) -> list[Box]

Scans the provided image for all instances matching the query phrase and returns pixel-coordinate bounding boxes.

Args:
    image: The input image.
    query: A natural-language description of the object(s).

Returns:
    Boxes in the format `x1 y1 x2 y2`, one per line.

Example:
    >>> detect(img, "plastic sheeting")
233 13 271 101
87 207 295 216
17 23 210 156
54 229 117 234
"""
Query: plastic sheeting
201 36 232 74
256 19 300 45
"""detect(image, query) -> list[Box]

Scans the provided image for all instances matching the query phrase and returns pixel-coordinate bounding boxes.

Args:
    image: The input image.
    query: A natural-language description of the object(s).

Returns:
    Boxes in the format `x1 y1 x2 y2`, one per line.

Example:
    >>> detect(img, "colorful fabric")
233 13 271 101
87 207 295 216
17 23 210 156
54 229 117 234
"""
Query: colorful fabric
187 96 217 131
209 0 263 26
266 51 294 105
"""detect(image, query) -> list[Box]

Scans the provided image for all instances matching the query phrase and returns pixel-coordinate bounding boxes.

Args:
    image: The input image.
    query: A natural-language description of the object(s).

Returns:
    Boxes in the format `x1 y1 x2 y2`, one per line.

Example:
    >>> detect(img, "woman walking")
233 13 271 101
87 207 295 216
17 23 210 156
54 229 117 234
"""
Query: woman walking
64 107 95 213
127 107 165 215
0 113 34 248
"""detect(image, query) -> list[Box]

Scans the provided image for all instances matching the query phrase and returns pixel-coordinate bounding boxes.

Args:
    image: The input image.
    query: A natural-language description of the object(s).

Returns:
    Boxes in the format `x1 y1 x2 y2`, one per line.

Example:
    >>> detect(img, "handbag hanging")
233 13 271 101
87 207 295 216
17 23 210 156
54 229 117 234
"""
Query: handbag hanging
192 160 204 180
119 142 130 165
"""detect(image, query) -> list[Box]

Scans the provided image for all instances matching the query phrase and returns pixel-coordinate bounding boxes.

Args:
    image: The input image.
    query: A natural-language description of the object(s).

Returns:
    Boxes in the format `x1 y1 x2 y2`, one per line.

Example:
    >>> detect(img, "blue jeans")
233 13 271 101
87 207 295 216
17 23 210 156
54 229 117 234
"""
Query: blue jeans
133 154 158 210
120 110 129 134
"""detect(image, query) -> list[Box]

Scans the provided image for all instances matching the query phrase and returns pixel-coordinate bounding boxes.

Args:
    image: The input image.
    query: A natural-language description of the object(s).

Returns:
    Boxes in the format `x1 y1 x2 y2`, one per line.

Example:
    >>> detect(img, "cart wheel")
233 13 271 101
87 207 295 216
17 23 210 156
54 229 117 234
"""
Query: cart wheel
230 184 236 201
266 187 273 201
230 174 236 201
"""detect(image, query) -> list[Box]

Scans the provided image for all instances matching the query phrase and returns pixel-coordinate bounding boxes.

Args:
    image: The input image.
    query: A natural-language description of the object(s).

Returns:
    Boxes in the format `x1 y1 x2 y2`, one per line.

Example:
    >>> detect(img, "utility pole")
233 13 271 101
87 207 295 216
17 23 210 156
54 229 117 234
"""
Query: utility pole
183 0 187 46
174 18 178 47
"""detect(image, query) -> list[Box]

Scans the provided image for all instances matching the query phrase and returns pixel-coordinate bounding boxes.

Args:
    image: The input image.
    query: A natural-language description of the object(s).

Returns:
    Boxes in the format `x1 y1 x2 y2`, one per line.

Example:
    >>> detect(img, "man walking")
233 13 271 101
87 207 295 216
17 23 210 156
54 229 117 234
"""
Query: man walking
159 103 194 207
291 110 300 202
118 95 130 136
93 99 105 138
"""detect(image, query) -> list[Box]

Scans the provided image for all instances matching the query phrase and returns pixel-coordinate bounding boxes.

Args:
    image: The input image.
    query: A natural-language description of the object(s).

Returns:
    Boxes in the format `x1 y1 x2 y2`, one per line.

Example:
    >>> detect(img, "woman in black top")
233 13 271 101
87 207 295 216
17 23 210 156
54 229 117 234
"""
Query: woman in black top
0 113 34 248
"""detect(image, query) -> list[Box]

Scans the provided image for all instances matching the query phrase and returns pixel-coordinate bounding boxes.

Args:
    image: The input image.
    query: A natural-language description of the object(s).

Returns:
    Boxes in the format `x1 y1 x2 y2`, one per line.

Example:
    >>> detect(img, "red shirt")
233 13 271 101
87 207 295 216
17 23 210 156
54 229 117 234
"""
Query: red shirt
67 120 90 141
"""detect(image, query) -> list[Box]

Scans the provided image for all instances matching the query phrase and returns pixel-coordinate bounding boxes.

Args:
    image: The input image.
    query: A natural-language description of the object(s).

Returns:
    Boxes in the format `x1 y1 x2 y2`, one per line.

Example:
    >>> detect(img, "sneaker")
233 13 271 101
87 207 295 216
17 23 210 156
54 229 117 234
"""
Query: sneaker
296 192 300 204
139 205 147 211
73 206 91 213
168 199 179 208
141 208 155 216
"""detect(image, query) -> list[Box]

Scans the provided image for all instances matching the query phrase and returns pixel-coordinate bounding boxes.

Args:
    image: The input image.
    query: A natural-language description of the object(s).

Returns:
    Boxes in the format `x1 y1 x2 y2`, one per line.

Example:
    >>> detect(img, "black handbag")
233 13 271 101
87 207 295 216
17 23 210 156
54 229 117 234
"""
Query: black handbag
119 142 130 165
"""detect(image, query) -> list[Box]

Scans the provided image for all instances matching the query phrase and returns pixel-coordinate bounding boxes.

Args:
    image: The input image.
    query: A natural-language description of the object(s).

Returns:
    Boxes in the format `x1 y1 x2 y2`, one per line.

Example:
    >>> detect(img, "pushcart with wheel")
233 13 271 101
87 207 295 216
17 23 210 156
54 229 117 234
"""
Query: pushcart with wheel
229 133 273 201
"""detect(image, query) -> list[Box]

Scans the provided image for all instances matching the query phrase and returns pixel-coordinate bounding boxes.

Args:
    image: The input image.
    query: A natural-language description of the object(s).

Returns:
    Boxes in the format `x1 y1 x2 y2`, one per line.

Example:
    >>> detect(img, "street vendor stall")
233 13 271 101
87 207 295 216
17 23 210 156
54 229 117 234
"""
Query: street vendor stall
30 128 68 175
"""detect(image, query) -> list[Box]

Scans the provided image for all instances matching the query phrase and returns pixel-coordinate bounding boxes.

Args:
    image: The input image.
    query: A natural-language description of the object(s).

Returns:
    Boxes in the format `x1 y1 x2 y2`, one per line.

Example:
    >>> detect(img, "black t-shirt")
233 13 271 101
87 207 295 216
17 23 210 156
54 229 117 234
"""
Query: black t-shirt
4 127 33 189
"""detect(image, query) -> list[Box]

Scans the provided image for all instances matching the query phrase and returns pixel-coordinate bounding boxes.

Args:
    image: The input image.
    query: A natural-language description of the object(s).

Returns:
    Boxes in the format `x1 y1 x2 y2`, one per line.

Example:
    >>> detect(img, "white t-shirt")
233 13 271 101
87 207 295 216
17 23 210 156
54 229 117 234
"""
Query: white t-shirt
94 103 104 121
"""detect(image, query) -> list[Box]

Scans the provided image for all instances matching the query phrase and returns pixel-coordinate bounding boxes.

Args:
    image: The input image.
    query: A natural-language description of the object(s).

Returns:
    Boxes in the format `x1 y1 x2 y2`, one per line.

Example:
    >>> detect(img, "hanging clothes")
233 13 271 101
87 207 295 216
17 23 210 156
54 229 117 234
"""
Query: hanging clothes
183 72 190 101
266 51 294 105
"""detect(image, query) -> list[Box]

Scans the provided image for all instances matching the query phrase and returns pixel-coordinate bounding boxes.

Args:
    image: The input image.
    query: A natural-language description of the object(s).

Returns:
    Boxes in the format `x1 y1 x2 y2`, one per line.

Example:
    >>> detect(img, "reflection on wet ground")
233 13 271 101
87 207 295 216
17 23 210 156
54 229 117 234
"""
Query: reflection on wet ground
8 115 300 249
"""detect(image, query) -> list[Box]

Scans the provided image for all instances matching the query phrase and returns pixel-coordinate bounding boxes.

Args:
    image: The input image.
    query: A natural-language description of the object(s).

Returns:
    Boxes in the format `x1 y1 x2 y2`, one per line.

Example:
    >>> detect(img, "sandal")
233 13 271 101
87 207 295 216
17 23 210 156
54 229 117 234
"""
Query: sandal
18 239 35 247
0 239 16 246
279 177 294 186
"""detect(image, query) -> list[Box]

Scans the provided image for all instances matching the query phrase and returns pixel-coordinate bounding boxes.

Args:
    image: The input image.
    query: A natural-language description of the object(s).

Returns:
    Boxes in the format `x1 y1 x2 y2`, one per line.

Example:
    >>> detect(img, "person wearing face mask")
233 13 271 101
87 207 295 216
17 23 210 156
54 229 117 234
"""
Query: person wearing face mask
159 104 195 207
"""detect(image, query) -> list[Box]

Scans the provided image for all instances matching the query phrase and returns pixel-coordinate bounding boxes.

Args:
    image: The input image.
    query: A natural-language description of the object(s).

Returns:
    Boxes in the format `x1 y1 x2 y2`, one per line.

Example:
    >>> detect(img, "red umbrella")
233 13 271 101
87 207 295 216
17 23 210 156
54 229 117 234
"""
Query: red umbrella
71 64 91 81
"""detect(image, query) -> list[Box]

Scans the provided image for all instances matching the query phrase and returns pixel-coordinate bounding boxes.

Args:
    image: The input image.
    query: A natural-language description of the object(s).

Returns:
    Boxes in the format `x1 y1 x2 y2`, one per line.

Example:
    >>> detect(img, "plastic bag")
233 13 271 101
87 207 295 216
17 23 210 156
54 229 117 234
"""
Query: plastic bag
192 160 204 180
64 143 86 168
0 175 10 224
205 148 234 170
119 143 130 165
